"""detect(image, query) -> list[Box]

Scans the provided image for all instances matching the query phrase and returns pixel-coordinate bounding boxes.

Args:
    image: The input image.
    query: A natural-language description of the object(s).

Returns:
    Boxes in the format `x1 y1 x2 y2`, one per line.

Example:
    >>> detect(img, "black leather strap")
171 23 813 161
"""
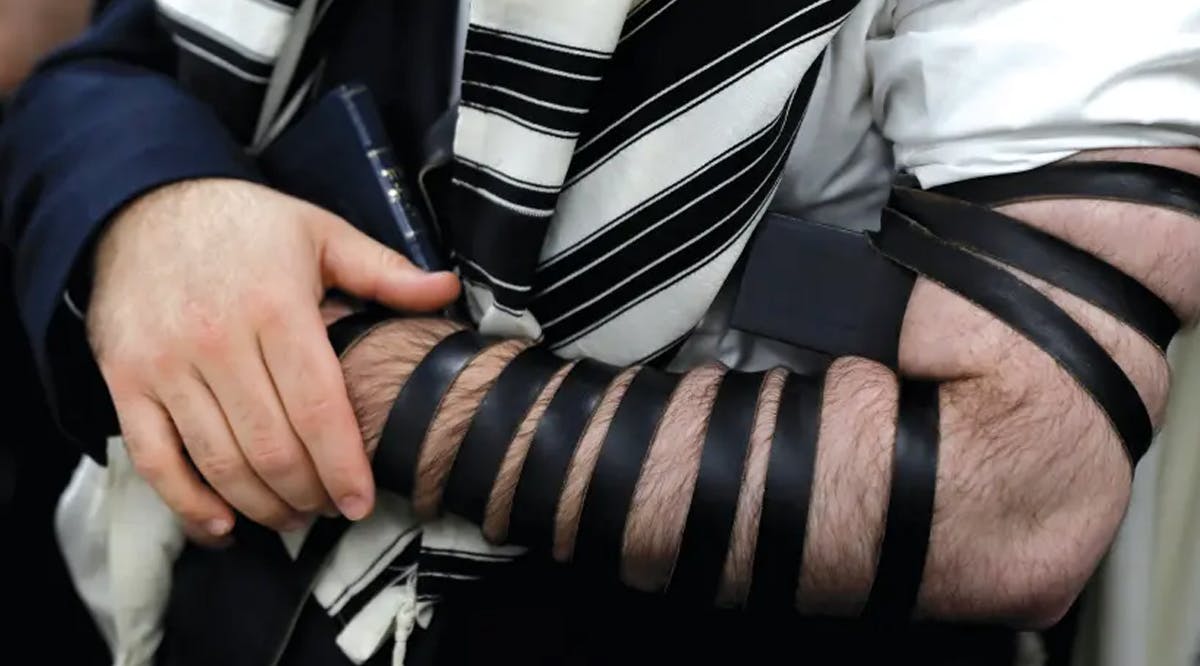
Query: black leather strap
373 330 488 497
508 359 619 550
669 371 766 604
870 211 1153 465
327 310 393 358
930 161 1200 220
574 367 679 578
863 379 940 623
890 187 1179 351
443 346 562 524
747 370 825 611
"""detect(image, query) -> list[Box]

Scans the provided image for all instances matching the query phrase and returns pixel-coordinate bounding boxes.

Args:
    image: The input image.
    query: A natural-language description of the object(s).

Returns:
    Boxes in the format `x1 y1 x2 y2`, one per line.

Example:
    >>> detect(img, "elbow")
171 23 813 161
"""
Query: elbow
925 391 1133 629
971 477 1130 630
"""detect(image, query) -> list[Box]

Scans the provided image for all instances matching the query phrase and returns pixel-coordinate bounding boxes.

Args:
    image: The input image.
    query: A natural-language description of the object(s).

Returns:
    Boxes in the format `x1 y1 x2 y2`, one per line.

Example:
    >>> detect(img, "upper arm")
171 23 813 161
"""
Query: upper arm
863 0 1200 624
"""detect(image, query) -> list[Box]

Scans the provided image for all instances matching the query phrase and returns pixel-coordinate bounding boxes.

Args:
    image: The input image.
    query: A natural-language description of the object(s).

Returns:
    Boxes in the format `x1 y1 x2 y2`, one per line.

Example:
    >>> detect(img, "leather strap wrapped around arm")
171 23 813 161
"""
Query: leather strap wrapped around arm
889 187 1179 351
574 367 680 579
443 346 563 524
373 330 490 497
863 379 941 623
508 359 619 551
869 211 1152 465
669 371 766 604
747 369 825 610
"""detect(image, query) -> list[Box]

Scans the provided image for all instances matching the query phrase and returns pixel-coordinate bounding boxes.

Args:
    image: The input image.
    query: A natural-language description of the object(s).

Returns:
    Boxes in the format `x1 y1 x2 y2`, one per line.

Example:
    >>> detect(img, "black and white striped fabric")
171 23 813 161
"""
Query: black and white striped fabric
150 0 858 662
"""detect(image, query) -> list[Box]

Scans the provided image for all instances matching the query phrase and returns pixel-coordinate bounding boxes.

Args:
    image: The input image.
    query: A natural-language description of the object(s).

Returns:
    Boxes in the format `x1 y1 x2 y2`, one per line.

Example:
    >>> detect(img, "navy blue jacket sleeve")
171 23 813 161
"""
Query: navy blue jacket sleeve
0 0 264 461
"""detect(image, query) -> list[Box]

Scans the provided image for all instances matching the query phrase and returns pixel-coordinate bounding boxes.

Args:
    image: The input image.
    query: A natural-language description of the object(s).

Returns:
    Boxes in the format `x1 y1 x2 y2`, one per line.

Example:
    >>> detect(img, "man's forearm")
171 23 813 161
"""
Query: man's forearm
339 150 1200 625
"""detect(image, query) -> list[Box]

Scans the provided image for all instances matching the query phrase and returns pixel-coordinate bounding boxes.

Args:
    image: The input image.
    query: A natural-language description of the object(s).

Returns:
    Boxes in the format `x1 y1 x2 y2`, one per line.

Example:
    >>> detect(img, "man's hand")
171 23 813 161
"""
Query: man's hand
87 178 460 541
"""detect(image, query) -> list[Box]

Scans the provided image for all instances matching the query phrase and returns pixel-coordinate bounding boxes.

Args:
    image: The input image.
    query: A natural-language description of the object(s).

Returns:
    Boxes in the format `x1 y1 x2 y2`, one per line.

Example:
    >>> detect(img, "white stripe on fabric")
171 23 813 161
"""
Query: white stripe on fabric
456 105 578 187
458 156 564 192
464 49 605 81
540 38 827 266
157 0 293 62
469 0 631 55
460 257 535 293
571 0 838 162
170 35 271 83
619 0 678 45
452 179 558 217
311 495 421 613
552 189 774 365
462 80 590 113
539 136 787 332
460 101 581 139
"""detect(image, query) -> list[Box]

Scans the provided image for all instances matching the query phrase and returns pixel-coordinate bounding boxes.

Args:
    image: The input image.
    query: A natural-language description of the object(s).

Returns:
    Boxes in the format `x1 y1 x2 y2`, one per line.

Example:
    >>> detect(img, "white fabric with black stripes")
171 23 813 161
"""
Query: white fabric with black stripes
145 0 857 662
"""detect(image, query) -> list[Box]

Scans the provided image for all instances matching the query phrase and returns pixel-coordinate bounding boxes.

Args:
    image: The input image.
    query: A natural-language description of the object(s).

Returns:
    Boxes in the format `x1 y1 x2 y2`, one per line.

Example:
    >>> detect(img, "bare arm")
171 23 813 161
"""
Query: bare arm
340 148 1200 627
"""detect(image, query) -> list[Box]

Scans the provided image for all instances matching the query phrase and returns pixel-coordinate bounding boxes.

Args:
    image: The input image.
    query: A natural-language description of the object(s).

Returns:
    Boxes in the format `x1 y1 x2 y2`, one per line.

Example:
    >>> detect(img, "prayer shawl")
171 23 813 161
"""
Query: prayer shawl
119 0 859 662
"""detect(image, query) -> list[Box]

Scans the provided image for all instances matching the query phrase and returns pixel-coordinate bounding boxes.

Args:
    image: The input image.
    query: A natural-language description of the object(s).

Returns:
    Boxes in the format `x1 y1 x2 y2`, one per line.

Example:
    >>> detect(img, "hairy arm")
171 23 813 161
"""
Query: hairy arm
340 149 1200 627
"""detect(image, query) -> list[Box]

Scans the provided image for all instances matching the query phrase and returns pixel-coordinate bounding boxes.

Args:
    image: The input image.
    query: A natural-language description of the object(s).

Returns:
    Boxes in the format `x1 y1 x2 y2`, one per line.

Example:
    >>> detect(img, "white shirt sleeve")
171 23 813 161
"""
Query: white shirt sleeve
866 0 1200 187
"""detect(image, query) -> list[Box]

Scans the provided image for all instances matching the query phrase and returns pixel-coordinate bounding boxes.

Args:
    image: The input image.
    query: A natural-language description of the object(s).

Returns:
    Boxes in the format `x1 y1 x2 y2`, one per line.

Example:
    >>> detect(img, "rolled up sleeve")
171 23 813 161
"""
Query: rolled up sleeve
866 0 1200 187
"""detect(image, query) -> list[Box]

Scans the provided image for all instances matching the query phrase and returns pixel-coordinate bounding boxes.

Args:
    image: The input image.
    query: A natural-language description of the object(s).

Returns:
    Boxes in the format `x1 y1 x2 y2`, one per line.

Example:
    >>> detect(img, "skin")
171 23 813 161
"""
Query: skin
0 0 92 93
88 178 460 542
334 149 1200 625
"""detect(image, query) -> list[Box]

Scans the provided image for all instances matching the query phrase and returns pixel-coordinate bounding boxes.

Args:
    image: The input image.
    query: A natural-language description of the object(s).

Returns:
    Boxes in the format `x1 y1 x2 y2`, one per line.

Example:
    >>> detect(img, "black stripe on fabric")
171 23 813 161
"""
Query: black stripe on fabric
469 24 613 60
533 60 817 312
461 80 587 136
537 104 788 286
325 527 419 611
620 0 677 41
537 63 817 347
172 48 267 142
466 27 609 85
460 101 581 139
158 12 275 80
332 539 420 624
416 553 517 578
463 50 601 111
416 574 480 600
566 0 853 184
457 156 563 191
419 546 520 562
455 161 562 214
457 258 535 308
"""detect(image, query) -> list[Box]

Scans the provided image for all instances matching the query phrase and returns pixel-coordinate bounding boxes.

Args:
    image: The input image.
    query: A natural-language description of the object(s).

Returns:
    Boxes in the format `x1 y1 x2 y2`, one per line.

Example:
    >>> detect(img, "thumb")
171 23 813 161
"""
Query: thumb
315 217 460 312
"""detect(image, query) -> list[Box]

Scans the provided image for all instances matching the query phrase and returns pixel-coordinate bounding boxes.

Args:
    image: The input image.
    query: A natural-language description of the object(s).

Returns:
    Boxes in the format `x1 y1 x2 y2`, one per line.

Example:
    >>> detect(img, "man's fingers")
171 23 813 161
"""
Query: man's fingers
197 334 333 515
116 394 235 540
315 217 461 312
260 305 376 520
158 373 304 531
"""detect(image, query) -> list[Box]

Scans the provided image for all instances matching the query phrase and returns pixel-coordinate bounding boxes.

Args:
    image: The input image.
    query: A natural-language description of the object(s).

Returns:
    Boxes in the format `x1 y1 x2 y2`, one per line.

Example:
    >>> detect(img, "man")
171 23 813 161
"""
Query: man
3 0 1200 665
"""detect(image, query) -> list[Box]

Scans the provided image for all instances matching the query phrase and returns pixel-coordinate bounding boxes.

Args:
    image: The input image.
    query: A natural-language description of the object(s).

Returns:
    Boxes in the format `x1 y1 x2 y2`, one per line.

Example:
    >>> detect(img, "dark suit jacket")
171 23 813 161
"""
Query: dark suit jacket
0 0 459 460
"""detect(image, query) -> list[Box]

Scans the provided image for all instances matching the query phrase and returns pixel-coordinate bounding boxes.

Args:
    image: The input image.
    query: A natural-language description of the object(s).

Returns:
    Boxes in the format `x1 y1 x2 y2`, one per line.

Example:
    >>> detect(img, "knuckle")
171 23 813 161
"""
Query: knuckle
130 451 168 484
147 346 183 378
195 452 244 484
189 321 230 355
376 246 408 275
292 392 339 433
246 441 302 478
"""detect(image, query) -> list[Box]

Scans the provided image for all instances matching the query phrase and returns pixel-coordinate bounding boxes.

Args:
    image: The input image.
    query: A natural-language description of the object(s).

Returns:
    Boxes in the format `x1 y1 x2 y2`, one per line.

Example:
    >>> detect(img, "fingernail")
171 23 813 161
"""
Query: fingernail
338 494 370 521
207 518 233 536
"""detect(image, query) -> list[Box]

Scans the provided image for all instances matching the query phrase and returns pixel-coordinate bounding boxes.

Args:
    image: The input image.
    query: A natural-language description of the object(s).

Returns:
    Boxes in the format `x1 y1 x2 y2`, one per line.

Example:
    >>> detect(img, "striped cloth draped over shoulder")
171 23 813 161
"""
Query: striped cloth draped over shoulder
149 0 859 662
